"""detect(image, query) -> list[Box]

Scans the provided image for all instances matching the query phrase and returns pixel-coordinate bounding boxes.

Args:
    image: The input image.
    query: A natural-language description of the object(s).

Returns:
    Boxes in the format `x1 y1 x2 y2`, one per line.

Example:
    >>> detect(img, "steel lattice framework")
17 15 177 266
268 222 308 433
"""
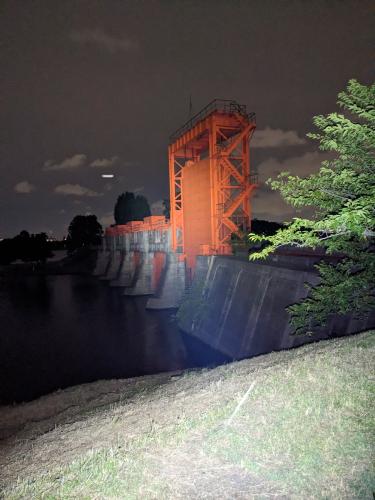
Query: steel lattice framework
169 99 257 259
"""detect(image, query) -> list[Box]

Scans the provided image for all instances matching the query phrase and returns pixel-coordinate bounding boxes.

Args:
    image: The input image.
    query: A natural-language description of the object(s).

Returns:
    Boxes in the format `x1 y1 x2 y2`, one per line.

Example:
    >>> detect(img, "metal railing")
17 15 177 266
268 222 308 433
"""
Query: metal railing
169 99 256 144
249 172 259 184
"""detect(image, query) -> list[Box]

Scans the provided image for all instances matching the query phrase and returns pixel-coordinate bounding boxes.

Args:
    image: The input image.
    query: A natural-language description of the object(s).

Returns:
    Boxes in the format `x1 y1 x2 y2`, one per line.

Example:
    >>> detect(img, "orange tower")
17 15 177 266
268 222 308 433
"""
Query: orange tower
169 100 257 269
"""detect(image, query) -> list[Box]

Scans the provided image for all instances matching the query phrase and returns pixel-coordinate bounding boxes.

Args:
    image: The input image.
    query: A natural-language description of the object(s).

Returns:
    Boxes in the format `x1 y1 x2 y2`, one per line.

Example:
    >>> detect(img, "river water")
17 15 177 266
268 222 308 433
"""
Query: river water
0 274 227 404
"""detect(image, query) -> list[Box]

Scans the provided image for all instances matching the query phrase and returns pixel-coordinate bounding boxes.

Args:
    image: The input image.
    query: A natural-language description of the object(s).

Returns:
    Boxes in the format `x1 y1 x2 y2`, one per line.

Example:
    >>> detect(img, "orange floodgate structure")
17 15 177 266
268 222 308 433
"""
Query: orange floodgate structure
95 99 257 306
169 99 257 269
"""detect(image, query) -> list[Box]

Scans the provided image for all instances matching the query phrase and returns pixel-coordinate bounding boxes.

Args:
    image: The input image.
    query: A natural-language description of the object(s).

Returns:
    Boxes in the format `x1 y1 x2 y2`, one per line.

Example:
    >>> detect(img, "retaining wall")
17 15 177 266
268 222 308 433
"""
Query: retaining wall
177 255 375 359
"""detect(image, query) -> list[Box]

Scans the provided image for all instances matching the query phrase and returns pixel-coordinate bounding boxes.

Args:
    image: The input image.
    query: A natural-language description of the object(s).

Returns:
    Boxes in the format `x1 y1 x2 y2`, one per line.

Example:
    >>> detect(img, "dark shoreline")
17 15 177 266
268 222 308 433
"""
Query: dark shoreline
0 248 96 277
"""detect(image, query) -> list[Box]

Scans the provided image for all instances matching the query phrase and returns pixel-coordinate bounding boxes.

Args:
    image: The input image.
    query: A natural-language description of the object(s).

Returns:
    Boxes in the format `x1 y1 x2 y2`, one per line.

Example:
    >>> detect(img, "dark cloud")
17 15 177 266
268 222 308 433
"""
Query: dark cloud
252 127 306 148
99 212 115 227
14 181 36 194
257 151 334 182
44 154 87 171
69 29 138 53
252 150 334 222
54 184 103 197
90 156 119 168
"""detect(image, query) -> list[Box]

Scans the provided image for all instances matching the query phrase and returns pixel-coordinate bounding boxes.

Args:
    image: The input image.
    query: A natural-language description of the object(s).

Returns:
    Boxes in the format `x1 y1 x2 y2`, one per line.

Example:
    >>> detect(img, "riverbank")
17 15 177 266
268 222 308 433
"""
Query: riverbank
1 330 374 498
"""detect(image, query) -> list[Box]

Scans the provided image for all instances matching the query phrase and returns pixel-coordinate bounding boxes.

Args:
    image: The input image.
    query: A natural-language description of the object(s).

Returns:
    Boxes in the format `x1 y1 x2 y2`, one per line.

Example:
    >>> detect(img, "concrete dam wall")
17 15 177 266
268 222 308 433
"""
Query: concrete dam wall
93 218 374 360
92 95 374 360
92 217 186 308
177 255 375 360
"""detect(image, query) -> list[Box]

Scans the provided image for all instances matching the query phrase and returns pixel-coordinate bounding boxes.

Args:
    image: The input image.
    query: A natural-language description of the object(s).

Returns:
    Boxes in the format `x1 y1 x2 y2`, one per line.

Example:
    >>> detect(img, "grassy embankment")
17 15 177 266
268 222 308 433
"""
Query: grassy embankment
1 331 374 498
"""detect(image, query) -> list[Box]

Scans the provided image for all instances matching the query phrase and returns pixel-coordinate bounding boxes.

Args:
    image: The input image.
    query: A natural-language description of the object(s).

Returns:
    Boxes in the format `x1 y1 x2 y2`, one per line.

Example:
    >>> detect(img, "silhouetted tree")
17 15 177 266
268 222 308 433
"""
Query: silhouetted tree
0 231 52 264
0 238 16 264
114 192 151 224
25 232 51 263
15 230 31 262
162 199 170 219
66 215 102 253
114 192 135 224
251 219 284 236
133 194 151 220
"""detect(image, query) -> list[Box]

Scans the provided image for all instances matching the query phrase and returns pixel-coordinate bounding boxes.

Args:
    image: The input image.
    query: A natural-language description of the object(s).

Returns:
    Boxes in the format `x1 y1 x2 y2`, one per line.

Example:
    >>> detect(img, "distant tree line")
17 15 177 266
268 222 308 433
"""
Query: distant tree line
0 231 52 265
0 215 103 264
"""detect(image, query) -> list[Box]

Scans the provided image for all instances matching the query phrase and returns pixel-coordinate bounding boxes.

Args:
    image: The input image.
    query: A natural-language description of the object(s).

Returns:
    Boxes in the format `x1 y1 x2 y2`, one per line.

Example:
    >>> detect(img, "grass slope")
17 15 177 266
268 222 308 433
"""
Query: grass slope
1 331 374 499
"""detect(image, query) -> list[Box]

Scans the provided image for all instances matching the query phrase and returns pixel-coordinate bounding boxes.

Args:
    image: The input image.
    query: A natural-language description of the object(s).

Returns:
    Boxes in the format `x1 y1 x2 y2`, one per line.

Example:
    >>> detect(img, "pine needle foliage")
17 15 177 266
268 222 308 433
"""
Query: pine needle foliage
249 80 375 334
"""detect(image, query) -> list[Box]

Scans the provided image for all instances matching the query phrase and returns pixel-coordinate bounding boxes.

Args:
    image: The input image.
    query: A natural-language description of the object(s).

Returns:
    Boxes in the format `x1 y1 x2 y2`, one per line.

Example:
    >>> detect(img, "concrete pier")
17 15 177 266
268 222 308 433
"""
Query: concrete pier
100 250 122 281
146 253 186 309
92 250 111 277
123 251 156 296
110 251 138 287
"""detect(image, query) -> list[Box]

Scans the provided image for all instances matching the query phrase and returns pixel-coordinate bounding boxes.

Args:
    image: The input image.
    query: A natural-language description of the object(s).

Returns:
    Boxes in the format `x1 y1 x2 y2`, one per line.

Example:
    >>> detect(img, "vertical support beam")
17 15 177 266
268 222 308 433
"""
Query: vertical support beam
169 148 184 253
208 117 217 252
242 135 250 231
215 121 256 247
168 147 177 251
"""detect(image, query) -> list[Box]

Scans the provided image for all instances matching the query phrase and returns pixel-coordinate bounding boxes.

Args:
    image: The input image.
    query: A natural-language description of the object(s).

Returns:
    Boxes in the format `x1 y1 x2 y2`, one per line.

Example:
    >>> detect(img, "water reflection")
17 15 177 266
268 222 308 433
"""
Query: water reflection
0 275 228 404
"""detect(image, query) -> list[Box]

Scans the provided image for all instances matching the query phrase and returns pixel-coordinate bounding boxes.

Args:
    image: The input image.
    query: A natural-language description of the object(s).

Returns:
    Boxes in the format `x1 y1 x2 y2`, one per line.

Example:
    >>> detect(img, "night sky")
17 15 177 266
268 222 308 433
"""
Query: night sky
1 0 373 238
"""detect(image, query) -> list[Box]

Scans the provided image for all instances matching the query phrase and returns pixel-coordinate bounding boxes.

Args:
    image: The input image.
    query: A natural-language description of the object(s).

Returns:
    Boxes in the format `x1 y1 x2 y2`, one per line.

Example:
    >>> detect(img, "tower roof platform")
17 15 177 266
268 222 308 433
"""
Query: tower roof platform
169 99 256 157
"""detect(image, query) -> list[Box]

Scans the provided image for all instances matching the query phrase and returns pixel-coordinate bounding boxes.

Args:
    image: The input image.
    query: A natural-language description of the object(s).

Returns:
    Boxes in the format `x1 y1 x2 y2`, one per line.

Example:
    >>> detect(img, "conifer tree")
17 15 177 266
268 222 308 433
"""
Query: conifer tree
114 192 151 224
249 80 375 334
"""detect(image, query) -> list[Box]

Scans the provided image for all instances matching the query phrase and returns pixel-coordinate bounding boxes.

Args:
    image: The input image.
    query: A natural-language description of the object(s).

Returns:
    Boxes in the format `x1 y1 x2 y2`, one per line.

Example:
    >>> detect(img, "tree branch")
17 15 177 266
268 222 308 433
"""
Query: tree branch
319 189 355 200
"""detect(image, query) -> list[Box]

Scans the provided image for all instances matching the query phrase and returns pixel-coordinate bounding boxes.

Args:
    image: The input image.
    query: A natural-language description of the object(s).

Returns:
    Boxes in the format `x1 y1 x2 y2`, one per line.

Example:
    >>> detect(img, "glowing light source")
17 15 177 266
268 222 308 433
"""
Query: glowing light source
101 174 114 178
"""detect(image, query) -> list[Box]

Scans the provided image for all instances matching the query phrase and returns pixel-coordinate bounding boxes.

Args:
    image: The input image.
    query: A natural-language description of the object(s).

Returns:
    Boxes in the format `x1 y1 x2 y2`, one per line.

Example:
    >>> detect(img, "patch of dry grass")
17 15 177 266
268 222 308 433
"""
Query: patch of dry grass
1 331 374 499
